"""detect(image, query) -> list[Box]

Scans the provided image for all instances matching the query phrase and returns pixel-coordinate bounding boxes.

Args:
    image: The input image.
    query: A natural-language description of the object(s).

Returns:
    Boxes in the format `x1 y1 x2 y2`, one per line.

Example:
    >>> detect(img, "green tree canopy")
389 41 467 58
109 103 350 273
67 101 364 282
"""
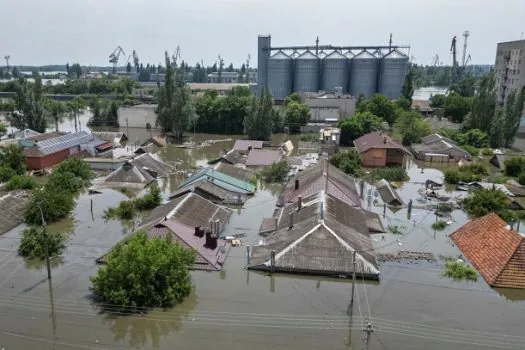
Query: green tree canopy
401 69 415 102
453 129 489 148
90 231 195 309
244 87 273 141
462 188 516 222
19 227 67 259
329 149 362 176
7 76 47 132
444 92 471 123
365 94 396 126
337 112 383 146
285 100 310 133
395 110 431 145
429 94 446 108
0 144 26 175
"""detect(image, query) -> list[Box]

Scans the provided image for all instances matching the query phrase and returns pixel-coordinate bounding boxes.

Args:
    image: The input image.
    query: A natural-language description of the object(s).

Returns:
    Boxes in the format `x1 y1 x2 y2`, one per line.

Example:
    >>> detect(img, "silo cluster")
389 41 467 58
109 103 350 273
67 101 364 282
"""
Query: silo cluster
260 36 409 101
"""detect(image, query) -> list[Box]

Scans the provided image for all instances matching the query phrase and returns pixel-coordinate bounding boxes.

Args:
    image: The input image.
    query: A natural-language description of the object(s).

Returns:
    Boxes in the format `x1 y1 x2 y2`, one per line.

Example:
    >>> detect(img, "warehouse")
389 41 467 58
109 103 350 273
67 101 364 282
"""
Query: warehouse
257 35 410 101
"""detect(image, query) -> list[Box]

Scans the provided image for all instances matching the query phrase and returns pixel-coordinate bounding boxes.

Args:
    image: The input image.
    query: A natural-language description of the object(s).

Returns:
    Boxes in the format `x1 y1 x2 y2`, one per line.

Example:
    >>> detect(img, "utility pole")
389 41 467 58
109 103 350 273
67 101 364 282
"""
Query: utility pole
37 203 52 279
350 250 357 307
362 321 374 350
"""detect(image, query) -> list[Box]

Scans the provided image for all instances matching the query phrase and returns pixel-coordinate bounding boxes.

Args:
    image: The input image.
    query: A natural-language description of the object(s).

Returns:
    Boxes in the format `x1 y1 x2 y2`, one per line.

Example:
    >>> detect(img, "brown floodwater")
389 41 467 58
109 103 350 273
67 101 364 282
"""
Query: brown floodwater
1 113 525 349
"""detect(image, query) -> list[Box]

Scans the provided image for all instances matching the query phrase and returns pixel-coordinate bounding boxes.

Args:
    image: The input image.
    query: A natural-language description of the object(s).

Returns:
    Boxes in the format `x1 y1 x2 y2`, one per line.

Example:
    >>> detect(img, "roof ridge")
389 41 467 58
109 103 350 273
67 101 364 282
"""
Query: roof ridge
494 235 525 284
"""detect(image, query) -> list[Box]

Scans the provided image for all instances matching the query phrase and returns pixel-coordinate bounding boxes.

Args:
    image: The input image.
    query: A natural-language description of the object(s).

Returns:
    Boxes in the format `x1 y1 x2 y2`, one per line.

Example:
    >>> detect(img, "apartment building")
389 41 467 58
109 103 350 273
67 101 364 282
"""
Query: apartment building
494 39 525 104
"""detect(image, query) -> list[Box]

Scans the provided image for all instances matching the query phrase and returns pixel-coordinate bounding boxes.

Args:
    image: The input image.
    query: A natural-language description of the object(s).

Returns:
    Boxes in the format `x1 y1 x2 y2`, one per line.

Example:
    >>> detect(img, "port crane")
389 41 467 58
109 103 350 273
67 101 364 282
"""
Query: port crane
133 50 140 73
217 54 224 83
109 46 125 73
245 54 251 83
4 55 10 69
171 45 181 67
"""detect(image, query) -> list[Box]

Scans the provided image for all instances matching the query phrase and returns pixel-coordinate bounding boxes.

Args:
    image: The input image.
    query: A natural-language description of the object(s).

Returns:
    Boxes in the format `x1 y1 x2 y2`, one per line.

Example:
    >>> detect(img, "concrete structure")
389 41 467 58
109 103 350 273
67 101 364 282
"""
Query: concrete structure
118 104 157 129
302 92 357 122
354 132 411 167
494 39 525 105
207 71 257 84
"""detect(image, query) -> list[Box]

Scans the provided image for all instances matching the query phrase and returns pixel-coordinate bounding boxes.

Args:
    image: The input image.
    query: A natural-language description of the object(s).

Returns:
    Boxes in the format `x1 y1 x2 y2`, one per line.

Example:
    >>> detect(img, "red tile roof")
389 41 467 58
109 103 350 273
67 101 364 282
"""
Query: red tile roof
353 131 411 155
450 213 525 289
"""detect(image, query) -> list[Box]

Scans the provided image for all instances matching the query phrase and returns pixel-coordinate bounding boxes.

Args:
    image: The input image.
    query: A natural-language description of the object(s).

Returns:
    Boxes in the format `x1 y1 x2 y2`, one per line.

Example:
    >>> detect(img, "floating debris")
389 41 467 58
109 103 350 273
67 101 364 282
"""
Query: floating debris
377 251 435 263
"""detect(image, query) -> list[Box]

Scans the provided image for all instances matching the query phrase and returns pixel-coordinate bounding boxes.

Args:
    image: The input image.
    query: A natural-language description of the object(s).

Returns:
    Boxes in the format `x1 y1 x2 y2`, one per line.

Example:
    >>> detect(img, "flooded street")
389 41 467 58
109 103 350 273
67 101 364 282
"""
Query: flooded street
1 112 525 349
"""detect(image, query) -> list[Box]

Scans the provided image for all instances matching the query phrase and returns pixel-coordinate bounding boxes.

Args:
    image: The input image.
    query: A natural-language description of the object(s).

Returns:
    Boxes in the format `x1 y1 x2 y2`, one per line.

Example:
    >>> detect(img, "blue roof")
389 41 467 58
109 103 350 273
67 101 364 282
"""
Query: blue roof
181 168 255 194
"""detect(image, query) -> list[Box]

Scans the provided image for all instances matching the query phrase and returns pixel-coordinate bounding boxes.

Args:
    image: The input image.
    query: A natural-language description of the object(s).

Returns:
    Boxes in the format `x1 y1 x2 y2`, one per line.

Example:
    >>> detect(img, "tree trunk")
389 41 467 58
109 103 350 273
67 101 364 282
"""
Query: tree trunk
74 111 78 133
55 116 59 132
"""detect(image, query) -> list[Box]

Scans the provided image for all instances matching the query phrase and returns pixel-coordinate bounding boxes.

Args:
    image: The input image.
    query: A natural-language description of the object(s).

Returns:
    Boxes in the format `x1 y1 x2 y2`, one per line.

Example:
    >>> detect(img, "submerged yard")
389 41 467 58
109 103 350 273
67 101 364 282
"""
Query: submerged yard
1 117 525 349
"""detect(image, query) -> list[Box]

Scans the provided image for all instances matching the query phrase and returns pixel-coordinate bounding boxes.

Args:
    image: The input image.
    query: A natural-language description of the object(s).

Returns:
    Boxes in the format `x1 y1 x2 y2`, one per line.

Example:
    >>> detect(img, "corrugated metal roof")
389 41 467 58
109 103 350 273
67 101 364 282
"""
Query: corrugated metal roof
37 131 92 156
181 168 255 194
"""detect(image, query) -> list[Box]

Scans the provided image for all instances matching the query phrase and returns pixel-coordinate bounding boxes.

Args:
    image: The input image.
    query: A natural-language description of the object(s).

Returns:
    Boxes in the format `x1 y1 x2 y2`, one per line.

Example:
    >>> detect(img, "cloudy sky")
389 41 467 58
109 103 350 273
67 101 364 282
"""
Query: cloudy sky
1 0 524 67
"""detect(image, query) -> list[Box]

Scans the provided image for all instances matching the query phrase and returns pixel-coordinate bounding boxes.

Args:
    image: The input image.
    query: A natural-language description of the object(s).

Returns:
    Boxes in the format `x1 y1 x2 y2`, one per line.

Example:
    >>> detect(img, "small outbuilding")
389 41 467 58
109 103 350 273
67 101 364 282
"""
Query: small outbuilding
354 132 411 167
376 179 404 206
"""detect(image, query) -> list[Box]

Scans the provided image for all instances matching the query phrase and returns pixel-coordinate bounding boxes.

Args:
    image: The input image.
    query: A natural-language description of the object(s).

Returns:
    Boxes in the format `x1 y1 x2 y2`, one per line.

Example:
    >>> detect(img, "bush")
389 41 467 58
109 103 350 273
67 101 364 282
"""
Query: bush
54 157 93 181
134 185 162 211
519 173 525 185
24 188 75 225
90 231 195 309
463 188 516 222
387 225 403 235
481 148 493 156
0 144 26 176
299 133 319 142
461 164 488 175
46 171 85 193
431 220 447 231
259 162 291 183
444 260 477 281
444 170 482 184
5 175 38 190
104 200 135 220
504 157 525 177
376 167 409 182
329 149 362 176
436 203 454 215
18 227 67 259
0 165 17 182
461 145 479 157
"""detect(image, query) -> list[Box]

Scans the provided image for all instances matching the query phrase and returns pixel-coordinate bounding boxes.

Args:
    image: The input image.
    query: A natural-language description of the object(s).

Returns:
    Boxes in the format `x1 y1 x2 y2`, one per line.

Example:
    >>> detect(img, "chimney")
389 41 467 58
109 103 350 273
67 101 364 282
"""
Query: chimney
248 146 253 151
383 136 387 144
298 196 302 211
288 212 294 229
195 226 204 237
295 179 299 190
215 219 220 235
205 228 218 249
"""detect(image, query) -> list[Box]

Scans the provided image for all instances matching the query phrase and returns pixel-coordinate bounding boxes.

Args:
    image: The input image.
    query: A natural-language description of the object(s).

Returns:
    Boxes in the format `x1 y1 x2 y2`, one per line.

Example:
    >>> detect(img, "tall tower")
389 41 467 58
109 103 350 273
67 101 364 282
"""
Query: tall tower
257 35 271 94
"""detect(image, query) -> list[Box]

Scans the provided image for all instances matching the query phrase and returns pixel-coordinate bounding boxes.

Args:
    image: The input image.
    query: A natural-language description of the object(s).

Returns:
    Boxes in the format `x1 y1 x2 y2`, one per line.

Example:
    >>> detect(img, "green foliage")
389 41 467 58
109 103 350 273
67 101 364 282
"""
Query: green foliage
453 129 489 148
5 175 38 190
0 165 16 182
364 94 396 126
395 97 411 111
134 185 162 211
329 149 362 176
7 76 47 132
25 188 75 225
461 164 488 175
504 157 525 177
489 176 508 184
387 225 403 235
461 145 478 157
0 99 15 113
46 171 85 193
462 188 516 222
518 173 525 185
395 110 432 145
90 231 195 309
429 94 446 108
156 52 195 141
401 69 415 102
444 260 478 281
54 157 93 181
0 122 7 133
44 99 67 132
337 112 383 146
284 92 301 107
87 99 119 127
436 203 454 215
500 87 525 148
18 227 67 259
106 185 162 219
481 148 493 156
105 200 135 220
299 133 319 142
285 100 311 133
444 92 471 123
449 75 477 98
431 220 447 231
0 144 26 176
444 170 482 184
259 162 291 183
244 87 273 141
376 167 409 182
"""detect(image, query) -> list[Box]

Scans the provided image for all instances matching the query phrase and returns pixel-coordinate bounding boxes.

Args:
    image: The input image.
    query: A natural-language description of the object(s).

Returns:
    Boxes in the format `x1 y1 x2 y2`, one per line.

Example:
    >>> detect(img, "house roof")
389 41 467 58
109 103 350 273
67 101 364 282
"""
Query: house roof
170 179 250 204
249 191 379 278
13 129 40 139
213 162 255 183
245 149 282 166
180 167 255 194
412 139 470 157
147 221 231 271
278 159 362 207
354 131 411 155
450 213 525 289
0 190 30 236
208 150 248 165
140 135 166 148
233 140 263 151
27 132 67 142
421 133 457 145
103 153 174 188
141 192 232 232
93 131 128 145
376 179 404 206
23 131 94 157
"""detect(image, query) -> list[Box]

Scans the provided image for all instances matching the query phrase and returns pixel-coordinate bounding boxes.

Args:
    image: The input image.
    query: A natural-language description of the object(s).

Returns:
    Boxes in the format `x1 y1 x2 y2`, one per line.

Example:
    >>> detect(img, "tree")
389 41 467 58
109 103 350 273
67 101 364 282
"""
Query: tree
284 93 310 133
90 231 195 309
126 62 132 73
284 92 301 107
259 162 291 182
0 144 26 175
462 188 516 222
69 63 82 78
502 87 525 148
395 110 431 145
429 94 446 108
365 94 396 126
467 74 496 133
329 149 362 176
449 75 477 98
25 188 75 225
156 52 195 141
503 157 525 177
356 93 367 112
19 227 67 259
444 92 471 123
0 122 7 133
45 99 67 132
227 63 234 72
453 129 489 148
395 97 411 111
8 76 47 132
87 99 119 127
243 87 273 141
67 96 86 133
337 111 382 146
401 69 415 102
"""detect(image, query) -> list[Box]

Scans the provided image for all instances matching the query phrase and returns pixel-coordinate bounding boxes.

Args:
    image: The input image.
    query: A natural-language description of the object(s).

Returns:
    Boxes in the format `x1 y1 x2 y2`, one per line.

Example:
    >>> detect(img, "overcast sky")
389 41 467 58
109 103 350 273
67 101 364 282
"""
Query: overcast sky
1 0 524 67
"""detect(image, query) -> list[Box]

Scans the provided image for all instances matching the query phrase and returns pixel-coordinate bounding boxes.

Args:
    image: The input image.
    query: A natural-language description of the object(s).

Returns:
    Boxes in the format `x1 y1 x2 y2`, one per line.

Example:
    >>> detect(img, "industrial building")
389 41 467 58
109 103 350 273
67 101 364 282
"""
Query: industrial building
257 35 410 101
494 39 525 105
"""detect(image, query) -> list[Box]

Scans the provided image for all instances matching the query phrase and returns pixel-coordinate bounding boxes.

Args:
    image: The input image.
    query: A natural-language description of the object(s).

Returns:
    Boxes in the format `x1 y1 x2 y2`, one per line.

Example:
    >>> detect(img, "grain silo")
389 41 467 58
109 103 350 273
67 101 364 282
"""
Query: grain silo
294 51 320 93
321 51 349 94
378 50 409 100
267 51 293 101
349 51 378 98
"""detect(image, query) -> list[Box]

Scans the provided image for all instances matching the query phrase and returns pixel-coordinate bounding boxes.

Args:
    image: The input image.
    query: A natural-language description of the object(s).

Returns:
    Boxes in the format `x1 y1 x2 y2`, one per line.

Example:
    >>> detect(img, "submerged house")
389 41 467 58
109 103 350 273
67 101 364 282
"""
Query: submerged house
248 191 380 279
169 167 255 204
208 150 248 166
245 149 282 167
411 133 470 162
140 192 233 271
232 140 263 152
213 162 255 183
450 213 525 289
354 131 411 167
376 179 404 206
93 131 128 147
100 153 174 189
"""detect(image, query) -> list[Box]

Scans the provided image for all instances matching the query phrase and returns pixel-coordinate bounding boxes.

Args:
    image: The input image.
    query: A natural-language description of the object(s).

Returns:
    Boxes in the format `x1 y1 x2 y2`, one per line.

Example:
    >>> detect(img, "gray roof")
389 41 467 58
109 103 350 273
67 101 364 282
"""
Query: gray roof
233 140 263 151
171 180 250 204
376 179 404 206
421 133 457 145
92 132 128 145
0 190 30 236
103 153 174 187
36 131 93 156
213 162 255 183
412 139 470 157
245 149 282 166
249 191 379 278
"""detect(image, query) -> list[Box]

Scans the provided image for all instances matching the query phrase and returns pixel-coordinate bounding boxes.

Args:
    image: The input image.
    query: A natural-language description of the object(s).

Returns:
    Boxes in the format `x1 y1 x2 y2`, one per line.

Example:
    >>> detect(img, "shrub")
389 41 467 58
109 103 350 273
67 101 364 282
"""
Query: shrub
90 231 195 309
376 167 409 182
54 157 93 181
299 133 319 142
443 260 477 281
24 188 75 225
461 164 488 175
519 173 525 186
329 149 362 176
104 200 135 220
436 203 454 215
462 188 516 222
504 157 525 177
431 220 447 231
18 227 67 259
490 176 508 184
0 165 17 182
461 145 479 157
259 162 291 183
46 171 85 193
5 175 38 190
444 170 482 184
481 148 493 156
387 225 403 235
134 185 162 211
